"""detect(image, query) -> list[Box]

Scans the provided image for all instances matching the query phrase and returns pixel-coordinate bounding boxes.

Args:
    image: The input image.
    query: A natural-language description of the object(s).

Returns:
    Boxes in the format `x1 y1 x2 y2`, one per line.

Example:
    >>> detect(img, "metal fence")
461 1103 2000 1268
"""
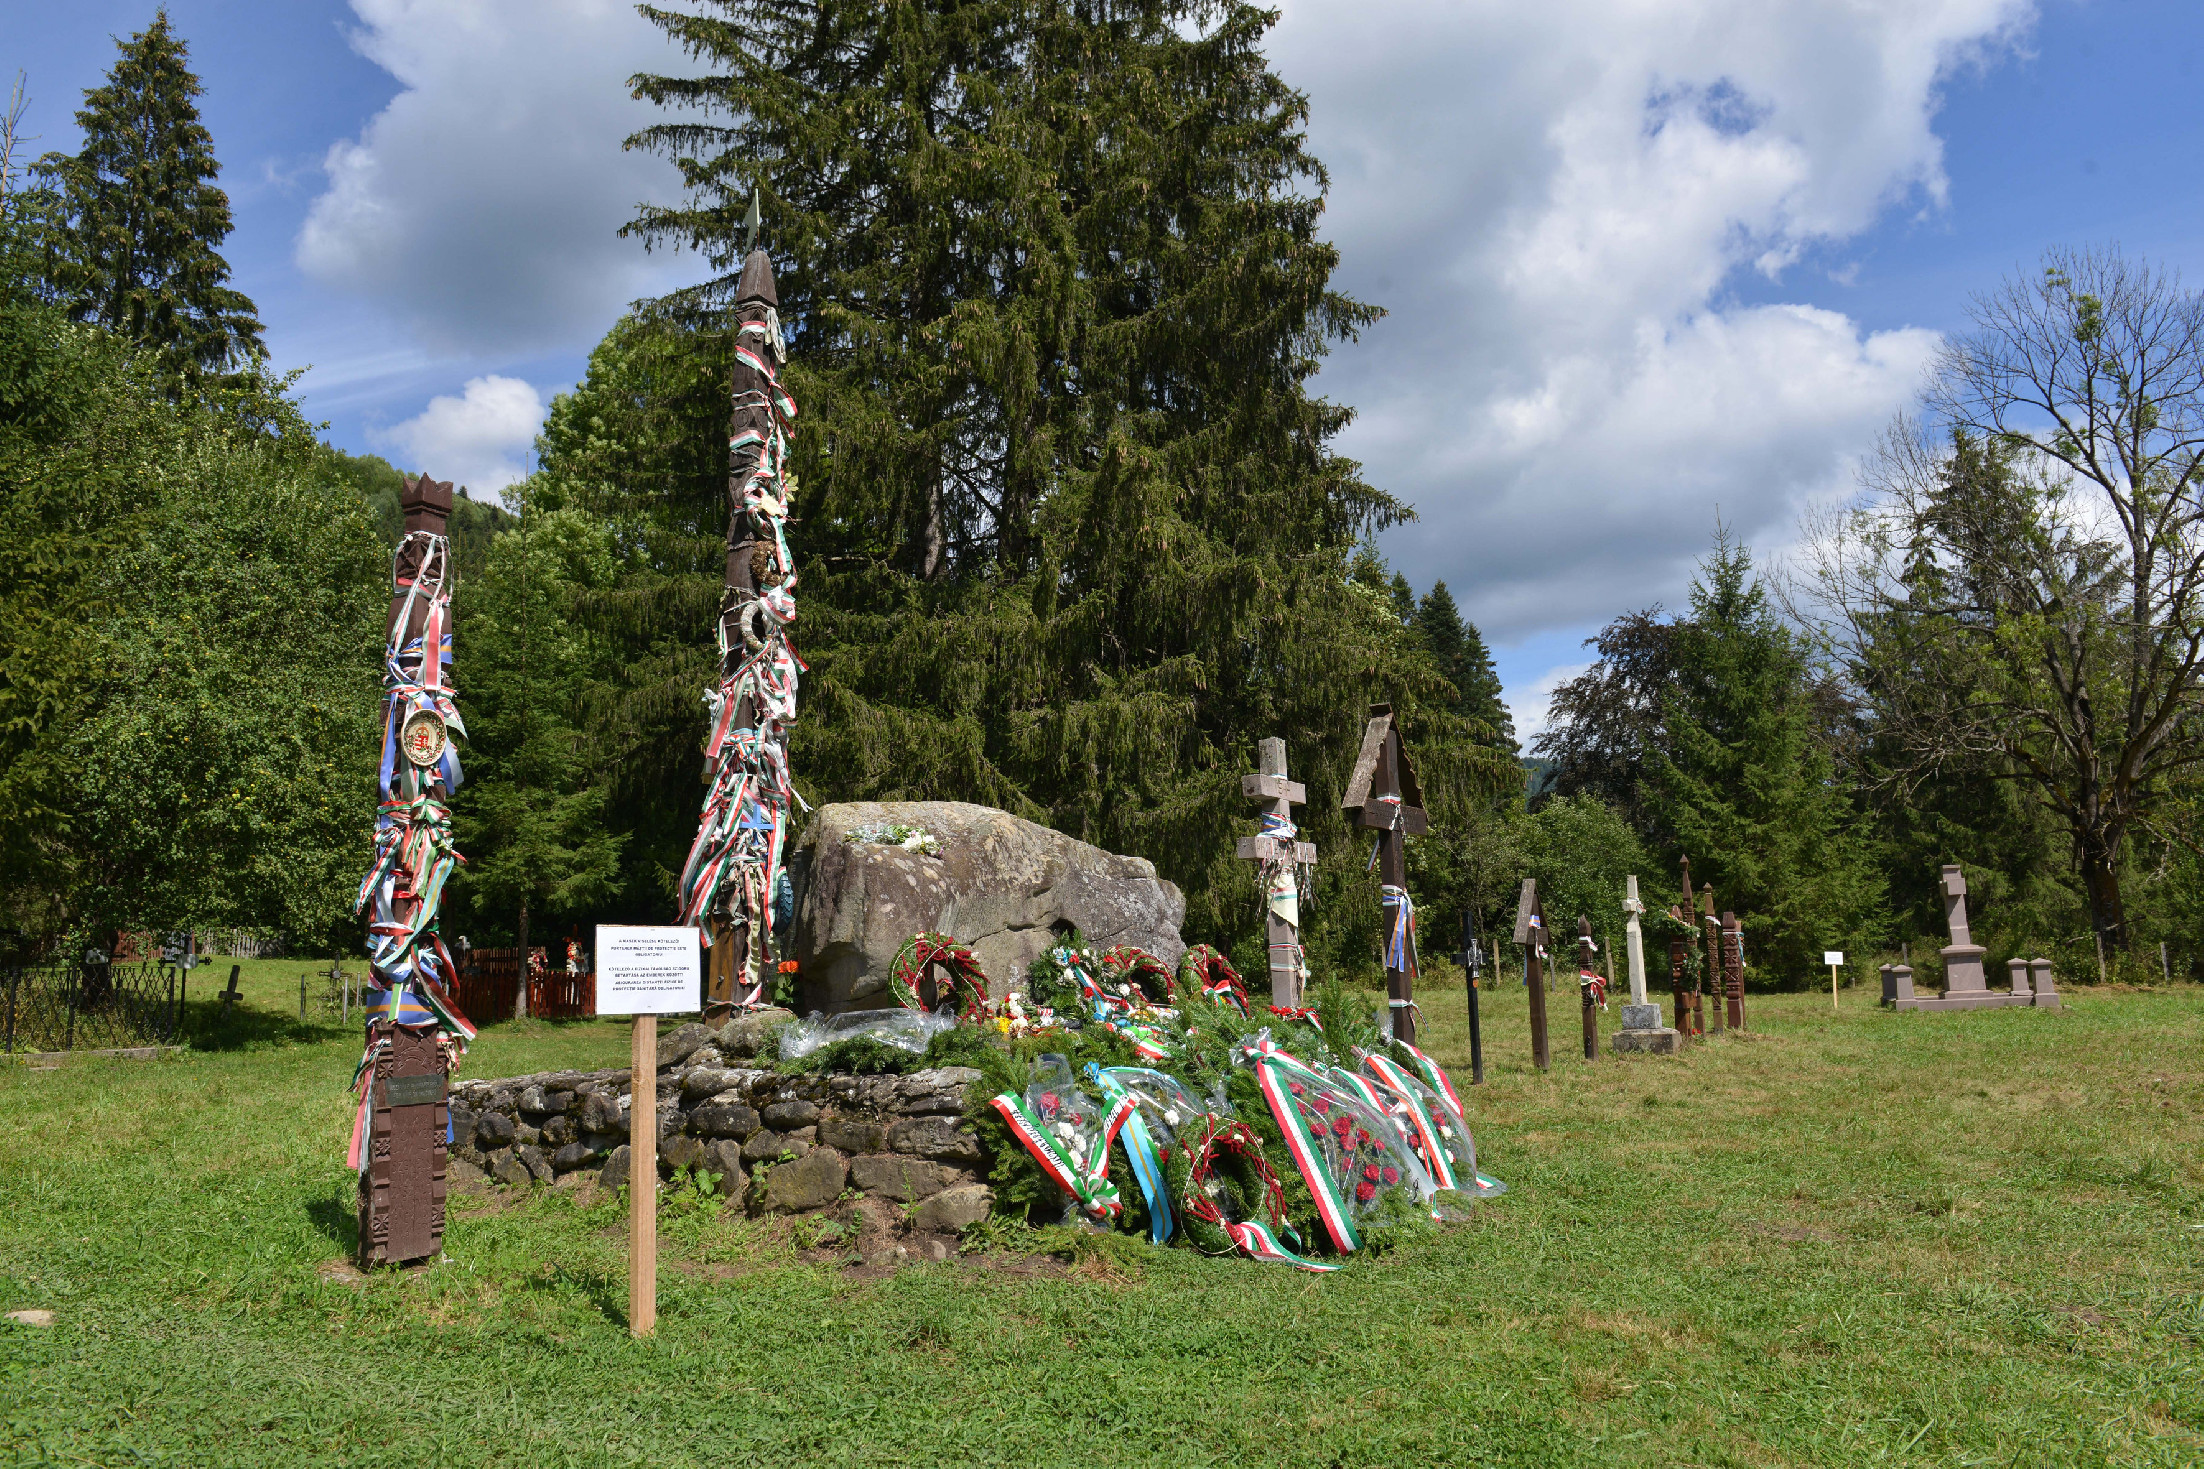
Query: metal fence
1 961 187 1053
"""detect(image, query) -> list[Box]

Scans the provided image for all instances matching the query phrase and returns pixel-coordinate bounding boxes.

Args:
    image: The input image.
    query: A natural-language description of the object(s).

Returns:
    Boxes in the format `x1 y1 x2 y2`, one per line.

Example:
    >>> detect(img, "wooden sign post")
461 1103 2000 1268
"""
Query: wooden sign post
596 924 702 1339
1343 705 1427 1044
1513 878 1549 1071
1238 737 1316 1010
1824 950 1844 1011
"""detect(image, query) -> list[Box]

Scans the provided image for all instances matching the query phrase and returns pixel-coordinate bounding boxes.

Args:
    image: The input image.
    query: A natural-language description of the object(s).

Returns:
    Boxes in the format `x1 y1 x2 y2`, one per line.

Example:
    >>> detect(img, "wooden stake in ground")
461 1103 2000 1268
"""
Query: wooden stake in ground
1238 737 1316 1010
595 924 702 1340
1825 950 1844 1011
1577 916 1601 1061
1513 878 1549 1071
1677 857 1704 1038
1343 705 1428 1044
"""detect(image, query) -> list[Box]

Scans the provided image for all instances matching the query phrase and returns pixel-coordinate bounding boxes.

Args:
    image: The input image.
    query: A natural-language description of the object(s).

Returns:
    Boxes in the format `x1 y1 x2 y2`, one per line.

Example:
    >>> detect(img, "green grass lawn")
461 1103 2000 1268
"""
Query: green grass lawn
2 971 2198 1467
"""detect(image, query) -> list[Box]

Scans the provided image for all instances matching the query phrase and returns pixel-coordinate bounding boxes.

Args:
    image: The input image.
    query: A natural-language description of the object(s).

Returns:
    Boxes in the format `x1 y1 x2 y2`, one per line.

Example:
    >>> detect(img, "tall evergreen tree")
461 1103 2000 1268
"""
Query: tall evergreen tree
1414 580 1516 753
34 11 262 383
575 0 1512 946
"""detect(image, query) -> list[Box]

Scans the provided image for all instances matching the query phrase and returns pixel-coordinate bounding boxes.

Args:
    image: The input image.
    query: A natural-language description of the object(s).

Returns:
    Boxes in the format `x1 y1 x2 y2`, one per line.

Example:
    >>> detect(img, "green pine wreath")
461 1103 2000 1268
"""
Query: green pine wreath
1165 1115 1290 1256
1176 944 1247 1015
889 932 991 1020
1099 944 1174 1005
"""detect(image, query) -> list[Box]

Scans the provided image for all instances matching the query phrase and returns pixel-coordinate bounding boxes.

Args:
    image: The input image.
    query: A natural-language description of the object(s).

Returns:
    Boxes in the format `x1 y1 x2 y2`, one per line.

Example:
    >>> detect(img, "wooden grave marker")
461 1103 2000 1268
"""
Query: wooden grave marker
1513 877 1550 1071
1237 737 1316 1009
1343 705 1427 1044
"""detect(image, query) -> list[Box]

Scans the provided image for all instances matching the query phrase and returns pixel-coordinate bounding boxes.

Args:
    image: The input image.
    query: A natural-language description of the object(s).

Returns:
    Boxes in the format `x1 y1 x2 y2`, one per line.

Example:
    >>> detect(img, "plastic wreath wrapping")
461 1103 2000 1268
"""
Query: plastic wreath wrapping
777 1007 957 1061
1165 1116 1335 1272
888 932 991 1020
1234 1034 1432 1253
1175 945 1248 1018
1388 1037 1505 1198
1359 1048 1507 1200
990 1055 1132 1223
348 515 477 1168
1087 1064 1213 1245
674 263 806 1007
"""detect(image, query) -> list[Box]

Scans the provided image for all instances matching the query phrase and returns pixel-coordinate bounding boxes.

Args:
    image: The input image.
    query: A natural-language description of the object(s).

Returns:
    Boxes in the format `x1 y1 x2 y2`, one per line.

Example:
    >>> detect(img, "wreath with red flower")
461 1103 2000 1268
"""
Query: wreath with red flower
1164 1116 1291 1256
1099 944 1175 1006
888 932 991 1020
1176 945 1247 1015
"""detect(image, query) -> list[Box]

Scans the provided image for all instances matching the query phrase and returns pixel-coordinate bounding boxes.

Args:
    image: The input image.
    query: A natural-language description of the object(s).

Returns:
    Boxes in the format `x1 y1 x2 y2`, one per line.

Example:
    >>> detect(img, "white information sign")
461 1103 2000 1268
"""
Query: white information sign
595 925 701 1016
1823 951 1845 966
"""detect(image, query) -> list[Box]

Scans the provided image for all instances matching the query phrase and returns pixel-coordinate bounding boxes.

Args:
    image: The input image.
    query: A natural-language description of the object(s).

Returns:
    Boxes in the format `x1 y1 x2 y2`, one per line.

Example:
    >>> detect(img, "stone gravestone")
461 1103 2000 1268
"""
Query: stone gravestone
1891 864 2028 1011
2030 957 2061 1010
1613 875 1682 1055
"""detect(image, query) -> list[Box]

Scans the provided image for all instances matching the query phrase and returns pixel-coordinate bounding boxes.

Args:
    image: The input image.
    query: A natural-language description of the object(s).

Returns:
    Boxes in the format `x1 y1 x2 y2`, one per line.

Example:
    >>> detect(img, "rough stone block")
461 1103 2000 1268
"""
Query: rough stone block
763 1098 821 1130
914 1183 992 1232
656 1021 714 1070
681 1068 740 1106
818 1113 887 1154
578 1092 621 1135
702 1140 749 1200
475 1111 515 1149
888 1116 984 1165
513 1121 541 1147
598 1144 631 1193
742 1128 790 1163
1620 1003 1663 1031
550 1141 595 1173
849 1153 964 1201
539 1115 577 1147
692 1099 762 1140
763 1148 849 1212
1612 1027 1683 1056
717 1008 797 1059
659 1135 707 1175
517 1085 554 1117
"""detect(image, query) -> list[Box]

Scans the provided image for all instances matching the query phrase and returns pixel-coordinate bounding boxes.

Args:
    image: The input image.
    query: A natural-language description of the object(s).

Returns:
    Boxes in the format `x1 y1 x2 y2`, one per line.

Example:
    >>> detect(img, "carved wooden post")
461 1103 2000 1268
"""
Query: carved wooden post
677 233 802 1023
1344 705 1427 1044
352 473 475 1268
1701 890 1724 1036
1238 737 1315 1010
1722 911 1746 1030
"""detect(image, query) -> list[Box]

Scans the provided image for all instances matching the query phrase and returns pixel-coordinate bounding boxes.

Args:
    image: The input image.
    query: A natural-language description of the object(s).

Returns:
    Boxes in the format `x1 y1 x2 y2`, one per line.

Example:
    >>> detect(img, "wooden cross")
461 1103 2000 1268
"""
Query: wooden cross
1238 737 1316 1009
1577 916 1600 1062
1344 705 1428 1044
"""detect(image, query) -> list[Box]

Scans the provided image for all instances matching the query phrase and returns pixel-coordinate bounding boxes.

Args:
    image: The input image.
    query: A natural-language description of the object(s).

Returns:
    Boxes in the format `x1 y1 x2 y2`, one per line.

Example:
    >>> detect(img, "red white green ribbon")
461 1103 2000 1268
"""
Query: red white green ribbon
990 1088 1134 1221
1224 1218 1338 1272
1387 1036 1466 1124
1237 1038 1361 1254
1364 1053 1459 1192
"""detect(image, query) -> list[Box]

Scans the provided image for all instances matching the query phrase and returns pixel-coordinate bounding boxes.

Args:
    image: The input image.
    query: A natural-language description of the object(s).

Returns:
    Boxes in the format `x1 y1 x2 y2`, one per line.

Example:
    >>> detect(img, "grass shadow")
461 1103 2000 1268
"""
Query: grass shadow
181 997 346 1053
306 1187 358 1252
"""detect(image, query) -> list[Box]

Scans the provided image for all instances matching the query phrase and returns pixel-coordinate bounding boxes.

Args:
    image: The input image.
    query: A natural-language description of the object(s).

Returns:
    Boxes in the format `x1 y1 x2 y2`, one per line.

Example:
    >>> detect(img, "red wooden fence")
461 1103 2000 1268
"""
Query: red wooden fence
451 948 595 1024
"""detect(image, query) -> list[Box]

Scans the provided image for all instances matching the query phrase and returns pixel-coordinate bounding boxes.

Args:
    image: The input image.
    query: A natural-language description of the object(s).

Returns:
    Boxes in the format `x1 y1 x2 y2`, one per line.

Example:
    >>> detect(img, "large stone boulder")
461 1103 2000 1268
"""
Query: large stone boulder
788 801 1183 1012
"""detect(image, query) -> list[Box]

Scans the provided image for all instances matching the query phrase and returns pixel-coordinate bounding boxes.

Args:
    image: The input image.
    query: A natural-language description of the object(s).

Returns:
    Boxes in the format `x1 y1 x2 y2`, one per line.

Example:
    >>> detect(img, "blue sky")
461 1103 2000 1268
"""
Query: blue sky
10 1 2204 737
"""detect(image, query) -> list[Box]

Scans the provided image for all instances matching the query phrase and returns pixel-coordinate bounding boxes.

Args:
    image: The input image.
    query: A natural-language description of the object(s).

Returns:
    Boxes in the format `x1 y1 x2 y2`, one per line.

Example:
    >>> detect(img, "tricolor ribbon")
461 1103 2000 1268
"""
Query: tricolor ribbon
1088 1067 1173 1244
989 1088 1134 1221
1236 1038 1361 1254
1363 1053 1459 1191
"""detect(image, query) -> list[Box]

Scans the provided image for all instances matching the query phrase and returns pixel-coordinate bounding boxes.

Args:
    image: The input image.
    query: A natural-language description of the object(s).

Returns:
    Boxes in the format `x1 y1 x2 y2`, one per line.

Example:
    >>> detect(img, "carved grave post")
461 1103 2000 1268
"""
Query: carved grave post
351 473 475 1268
1513 878 1550 1071
1701 891 1724 1036
1238 737 1316 1010
678 231 803 1023
1577 916 1601 1061
1343 705 1427 1044
1721 911 1746 1030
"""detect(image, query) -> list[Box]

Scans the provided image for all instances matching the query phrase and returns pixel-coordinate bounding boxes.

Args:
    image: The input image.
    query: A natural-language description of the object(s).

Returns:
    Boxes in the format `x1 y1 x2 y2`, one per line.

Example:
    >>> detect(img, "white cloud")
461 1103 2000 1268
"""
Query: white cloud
297 0 693 355
1510 660 1592 745
369 375 546 494
1272 0 2034 638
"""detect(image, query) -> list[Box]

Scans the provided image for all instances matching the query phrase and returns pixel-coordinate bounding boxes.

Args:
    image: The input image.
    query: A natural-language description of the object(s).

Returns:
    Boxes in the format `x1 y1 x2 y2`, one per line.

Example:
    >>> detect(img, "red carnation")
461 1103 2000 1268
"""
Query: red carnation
1332 1116 1353 1139
1381 1166 1399 1185
1311 1097 1332 1114
1288 1081 1304 1096
1354 1180 1377 1203
1040 1092 1060 1112
1362 1163 1380 1181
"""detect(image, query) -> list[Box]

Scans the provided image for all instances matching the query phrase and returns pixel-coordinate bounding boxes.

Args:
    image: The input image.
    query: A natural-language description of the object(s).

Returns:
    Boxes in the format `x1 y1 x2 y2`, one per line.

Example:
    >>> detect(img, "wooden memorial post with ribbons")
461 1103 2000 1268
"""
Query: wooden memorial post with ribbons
1343 705 1427 1044
1513 878 1550 1071
1238 737 1316 1010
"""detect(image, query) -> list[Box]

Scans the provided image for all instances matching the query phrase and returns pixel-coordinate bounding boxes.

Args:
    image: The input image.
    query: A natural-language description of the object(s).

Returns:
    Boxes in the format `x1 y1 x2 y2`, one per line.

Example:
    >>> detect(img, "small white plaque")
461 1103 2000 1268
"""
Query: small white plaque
1823 951 1845 966
595 925 701 1016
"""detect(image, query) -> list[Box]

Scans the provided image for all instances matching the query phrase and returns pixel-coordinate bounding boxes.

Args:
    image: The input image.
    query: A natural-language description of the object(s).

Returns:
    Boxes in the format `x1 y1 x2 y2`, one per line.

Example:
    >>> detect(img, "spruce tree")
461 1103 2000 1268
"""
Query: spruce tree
35 11 262 383
1414 581 1516 754
580 0 1513 945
